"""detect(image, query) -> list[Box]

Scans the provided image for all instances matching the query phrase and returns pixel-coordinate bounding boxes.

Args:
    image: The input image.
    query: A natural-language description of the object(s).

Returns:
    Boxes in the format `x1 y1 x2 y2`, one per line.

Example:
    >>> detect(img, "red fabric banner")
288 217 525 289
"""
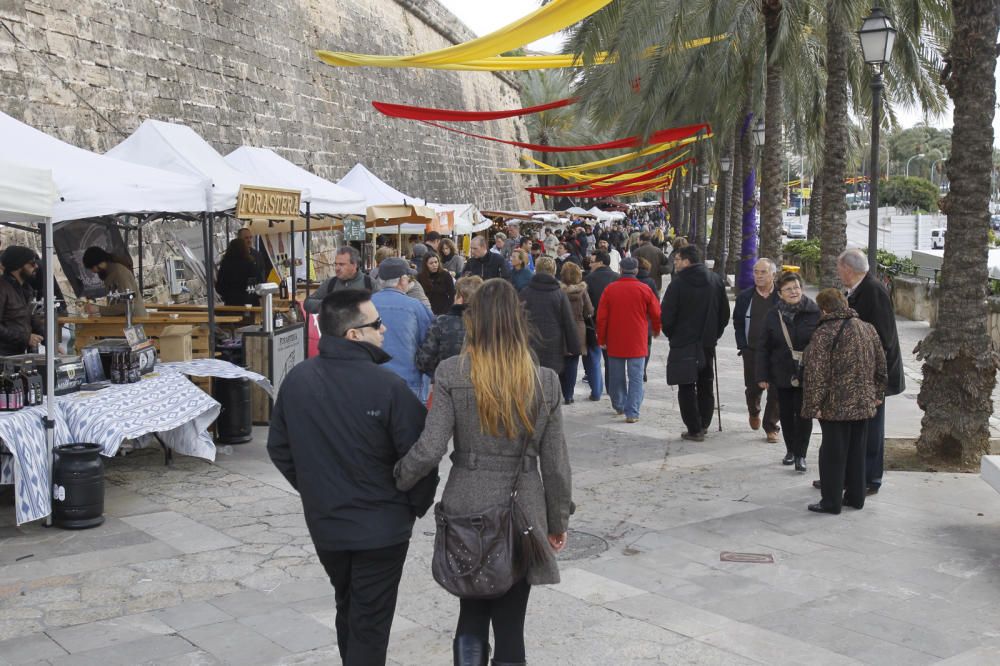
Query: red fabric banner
419 120 710 153
373 97 578 121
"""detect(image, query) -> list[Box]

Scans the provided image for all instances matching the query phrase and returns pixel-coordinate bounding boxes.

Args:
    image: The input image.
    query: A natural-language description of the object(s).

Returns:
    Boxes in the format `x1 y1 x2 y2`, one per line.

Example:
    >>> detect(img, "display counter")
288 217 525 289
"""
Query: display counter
60 313 244 359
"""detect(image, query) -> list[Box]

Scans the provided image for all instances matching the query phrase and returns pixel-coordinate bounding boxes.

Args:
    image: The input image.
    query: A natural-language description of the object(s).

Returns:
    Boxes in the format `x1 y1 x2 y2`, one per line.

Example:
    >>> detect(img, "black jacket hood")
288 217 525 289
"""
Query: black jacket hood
318 335 392 365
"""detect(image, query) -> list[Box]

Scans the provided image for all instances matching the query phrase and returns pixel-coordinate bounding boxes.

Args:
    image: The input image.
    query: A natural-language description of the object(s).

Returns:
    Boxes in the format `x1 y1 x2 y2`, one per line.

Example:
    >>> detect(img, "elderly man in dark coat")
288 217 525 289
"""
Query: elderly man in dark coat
837 248 904 495
519 256 581 374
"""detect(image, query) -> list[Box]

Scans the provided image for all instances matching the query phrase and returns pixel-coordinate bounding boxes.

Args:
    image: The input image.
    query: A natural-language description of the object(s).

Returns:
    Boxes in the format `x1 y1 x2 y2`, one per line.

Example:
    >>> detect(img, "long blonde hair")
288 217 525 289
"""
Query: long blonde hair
463 279 538 437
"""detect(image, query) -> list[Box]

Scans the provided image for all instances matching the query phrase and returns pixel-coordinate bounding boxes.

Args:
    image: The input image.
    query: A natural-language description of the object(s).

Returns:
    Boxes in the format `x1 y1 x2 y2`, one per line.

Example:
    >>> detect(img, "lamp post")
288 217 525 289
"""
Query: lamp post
718 156 732 276
858 6 897 270
905 153 926 179
929 157 947 188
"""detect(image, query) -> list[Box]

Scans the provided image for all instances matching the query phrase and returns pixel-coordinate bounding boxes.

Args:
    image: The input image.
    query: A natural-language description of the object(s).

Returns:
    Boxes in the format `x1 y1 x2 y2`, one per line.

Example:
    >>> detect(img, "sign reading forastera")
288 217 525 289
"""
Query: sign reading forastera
236 185 302 220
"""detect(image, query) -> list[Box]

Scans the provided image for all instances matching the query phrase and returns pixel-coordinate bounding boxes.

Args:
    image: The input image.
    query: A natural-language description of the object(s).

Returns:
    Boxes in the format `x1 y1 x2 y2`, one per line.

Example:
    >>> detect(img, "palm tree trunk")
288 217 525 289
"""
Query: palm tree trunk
915 0 1000 465
739 111 759 290
818 2 850 288
809 164 825 242
728 121 744 275
759 0 785 265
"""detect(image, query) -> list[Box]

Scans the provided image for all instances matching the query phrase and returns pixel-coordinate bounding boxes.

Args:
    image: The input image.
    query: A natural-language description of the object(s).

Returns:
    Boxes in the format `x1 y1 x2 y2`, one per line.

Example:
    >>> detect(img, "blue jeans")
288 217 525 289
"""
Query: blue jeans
865 401 886 488
607 356 645 418
582 342 604 399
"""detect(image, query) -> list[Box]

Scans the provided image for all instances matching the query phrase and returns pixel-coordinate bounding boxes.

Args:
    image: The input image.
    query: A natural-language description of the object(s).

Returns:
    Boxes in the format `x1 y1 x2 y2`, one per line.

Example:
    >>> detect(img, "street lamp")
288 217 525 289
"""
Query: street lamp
859 5 897 270
930 157 948 188
905 153 926 178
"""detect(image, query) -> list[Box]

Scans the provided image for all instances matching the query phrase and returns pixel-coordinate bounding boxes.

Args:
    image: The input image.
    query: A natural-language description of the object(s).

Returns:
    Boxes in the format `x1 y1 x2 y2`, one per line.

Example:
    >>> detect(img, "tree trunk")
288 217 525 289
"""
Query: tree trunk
818 2 850 288
915 0 1000 465
759 0 784 265
711 142 733 277
808 154 825 241
738 111 759 290
728 121 744 275
669 176 682 235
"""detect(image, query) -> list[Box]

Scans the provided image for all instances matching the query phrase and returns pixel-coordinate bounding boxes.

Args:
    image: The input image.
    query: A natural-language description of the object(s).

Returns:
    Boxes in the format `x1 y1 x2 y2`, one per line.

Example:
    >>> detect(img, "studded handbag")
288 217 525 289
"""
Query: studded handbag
430 430 536 600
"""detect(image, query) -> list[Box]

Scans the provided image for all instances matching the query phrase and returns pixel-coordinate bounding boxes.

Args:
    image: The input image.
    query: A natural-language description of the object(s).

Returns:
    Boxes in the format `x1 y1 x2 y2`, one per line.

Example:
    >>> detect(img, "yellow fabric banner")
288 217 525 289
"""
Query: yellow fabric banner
525 150 691 183
318 35 726 71
502 135 707 176
316 0 614 68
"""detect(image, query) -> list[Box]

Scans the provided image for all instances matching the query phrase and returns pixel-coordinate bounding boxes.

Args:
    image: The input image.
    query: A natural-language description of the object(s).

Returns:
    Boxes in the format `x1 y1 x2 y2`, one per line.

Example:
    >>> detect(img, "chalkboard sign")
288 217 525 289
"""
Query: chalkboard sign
344 219 366 241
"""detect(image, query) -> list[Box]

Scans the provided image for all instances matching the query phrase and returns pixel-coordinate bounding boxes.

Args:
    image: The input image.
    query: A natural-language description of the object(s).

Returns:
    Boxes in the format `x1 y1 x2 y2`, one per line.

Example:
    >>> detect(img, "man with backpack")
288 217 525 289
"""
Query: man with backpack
304 246 374 314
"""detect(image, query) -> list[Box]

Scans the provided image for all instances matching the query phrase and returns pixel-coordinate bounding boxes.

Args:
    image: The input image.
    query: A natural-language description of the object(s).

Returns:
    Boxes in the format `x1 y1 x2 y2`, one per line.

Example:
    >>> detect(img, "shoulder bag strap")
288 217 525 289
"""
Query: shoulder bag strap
778 313 802 362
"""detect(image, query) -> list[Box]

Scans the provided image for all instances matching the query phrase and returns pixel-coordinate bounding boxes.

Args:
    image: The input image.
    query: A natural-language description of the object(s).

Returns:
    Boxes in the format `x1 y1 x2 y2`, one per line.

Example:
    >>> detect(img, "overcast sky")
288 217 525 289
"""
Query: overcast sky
436 1 959 133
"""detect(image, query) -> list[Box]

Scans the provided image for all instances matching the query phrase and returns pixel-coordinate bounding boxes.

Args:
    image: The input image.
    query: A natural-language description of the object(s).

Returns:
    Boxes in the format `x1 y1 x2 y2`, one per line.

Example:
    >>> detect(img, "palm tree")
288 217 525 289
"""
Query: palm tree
758 0 786 265
914 0 999 465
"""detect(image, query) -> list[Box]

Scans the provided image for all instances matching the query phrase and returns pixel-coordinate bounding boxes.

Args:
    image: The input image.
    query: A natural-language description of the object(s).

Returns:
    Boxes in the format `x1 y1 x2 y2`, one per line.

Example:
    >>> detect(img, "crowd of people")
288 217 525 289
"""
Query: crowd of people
266 213 903 665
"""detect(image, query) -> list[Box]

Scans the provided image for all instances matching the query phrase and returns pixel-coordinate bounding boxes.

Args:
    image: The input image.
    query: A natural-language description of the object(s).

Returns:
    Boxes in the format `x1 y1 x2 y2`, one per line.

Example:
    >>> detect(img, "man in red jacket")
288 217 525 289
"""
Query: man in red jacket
597 257 662 423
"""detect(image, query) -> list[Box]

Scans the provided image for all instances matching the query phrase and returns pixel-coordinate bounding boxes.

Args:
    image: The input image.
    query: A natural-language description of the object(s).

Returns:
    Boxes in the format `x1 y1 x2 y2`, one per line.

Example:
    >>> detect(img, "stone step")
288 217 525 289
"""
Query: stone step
981 455 1000 494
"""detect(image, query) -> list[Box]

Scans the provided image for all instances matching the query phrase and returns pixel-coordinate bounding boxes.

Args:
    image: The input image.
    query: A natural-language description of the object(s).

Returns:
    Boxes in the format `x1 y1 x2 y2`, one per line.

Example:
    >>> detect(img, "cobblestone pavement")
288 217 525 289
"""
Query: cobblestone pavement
3 307 1000 665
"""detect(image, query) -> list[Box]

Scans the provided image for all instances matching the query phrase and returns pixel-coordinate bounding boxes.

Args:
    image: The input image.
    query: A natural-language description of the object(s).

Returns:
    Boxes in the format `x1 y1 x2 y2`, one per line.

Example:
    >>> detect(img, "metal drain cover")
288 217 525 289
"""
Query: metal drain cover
556 530 609 561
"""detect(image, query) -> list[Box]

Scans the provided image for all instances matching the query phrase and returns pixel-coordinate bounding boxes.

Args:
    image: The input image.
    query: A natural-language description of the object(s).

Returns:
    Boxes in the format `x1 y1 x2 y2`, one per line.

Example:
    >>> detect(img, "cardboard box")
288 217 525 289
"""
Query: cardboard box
159 325 194 362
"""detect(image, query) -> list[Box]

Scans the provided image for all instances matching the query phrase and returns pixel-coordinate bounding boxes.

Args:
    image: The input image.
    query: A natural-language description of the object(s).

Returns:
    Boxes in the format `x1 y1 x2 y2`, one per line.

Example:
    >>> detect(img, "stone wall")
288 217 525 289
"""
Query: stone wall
0 0 537 297
0 0 533 207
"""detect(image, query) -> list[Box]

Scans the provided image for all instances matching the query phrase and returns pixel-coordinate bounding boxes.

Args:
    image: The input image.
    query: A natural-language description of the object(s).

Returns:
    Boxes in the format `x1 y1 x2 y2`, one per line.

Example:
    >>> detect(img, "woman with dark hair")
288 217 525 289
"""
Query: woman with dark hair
417 252 456 316
756 272 820 472
802 288 887 514
440 238 466 276
216 237 261 306
394 279 572 666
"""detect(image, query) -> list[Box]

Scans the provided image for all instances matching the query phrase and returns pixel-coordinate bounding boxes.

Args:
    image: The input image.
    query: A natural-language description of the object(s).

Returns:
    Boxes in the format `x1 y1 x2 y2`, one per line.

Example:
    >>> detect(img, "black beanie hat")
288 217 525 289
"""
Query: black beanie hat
2 246 37 272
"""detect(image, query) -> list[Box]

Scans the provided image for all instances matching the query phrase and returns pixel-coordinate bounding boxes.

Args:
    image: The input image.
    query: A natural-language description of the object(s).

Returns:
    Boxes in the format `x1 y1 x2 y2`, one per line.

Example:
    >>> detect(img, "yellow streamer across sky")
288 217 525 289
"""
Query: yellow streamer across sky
318 35 727 71
502 135 707 176
316 0 614 68
526 150 691 183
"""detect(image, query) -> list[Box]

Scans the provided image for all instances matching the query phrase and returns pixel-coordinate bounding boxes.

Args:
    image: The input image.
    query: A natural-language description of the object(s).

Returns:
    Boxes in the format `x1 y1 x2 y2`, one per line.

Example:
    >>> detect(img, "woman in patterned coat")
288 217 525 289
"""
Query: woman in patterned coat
801 288 887 514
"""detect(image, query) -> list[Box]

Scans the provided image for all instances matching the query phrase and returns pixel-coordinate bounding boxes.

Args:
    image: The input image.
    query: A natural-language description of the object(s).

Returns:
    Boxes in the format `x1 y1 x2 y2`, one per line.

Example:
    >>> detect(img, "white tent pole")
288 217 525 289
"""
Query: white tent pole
44 217 56 527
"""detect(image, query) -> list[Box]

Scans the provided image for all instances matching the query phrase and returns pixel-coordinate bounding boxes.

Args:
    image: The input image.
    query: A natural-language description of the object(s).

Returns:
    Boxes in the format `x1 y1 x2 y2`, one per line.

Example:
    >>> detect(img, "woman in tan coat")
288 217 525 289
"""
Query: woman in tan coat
801 289 887 514
559 261 593 405
395 278 572 666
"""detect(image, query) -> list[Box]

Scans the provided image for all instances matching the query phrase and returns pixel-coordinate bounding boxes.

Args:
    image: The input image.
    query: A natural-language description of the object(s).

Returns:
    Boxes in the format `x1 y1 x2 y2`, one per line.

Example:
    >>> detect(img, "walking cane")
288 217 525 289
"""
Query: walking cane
714 353 723 431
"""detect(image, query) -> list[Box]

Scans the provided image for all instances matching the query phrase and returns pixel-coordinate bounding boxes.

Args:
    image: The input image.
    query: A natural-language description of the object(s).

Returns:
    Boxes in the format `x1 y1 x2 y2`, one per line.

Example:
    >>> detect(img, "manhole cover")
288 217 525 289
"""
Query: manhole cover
556 530 609 561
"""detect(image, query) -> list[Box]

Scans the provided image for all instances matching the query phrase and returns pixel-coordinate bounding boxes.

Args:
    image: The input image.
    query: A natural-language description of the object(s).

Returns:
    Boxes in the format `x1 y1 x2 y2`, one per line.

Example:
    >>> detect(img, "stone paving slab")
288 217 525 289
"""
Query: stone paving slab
3 306 1000 665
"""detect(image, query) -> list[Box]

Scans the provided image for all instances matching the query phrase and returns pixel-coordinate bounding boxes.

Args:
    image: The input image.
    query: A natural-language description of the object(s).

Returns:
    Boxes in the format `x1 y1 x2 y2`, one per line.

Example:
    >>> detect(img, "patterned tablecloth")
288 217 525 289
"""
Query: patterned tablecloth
160 359 274 396
0 404 73 525
2 367 222 525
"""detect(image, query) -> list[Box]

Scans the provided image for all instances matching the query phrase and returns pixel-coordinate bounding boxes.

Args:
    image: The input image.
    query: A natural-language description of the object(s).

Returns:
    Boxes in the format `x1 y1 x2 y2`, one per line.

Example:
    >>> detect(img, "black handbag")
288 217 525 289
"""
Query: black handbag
666 342 704 385
584 314 598 348
431 430 548 599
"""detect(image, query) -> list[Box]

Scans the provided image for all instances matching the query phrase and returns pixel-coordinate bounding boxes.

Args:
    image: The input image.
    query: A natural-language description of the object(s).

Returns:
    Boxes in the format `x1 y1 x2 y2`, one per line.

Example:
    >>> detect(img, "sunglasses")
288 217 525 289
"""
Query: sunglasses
354 317 382 331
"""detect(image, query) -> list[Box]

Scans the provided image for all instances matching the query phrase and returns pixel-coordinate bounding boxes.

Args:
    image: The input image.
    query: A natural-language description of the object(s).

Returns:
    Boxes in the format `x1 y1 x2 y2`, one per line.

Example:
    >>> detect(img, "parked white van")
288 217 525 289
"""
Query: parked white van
931 228 946 249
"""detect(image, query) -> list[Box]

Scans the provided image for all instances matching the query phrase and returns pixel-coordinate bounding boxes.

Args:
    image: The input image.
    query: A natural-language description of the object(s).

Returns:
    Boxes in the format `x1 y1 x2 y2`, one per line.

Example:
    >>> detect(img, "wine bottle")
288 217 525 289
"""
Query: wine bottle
0 366 9 411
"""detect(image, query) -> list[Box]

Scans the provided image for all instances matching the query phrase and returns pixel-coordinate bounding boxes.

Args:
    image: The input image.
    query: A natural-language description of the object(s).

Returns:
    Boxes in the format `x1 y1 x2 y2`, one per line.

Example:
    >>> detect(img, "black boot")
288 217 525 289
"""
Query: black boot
454 635 489 666
491 661 527 666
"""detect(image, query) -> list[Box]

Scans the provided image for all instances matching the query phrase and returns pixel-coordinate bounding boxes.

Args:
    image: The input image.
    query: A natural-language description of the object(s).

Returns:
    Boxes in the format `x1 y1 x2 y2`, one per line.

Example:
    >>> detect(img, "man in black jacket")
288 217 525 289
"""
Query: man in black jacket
583 251 619 400
267 289 437 665
662 245 731 441
732 258 781 441
0 246 44 356
462 236 510 280
838 248 904 494
519 256 581 374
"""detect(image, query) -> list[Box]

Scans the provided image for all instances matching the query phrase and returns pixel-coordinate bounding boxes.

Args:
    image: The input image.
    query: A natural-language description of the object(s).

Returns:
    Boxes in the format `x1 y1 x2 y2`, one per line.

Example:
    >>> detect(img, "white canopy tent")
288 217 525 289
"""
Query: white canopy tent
587 206 613 222
337 163 423 208
0 161 58 526
224 147 365 217
106 119 265 212
0 113 206 222
563 206 593 217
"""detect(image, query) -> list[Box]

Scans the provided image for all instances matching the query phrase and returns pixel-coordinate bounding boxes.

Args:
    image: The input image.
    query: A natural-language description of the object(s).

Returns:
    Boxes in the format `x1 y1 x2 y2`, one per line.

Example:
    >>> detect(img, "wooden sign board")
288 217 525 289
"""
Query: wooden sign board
431 210 454 234
343 218 367 241
236 185 302 221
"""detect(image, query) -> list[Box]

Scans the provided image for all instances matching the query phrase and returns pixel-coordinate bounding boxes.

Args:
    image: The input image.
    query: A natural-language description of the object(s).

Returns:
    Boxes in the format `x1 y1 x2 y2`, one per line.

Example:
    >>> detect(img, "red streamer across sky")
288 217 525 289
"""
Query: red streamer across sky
417 120 710 153
372 97 578 122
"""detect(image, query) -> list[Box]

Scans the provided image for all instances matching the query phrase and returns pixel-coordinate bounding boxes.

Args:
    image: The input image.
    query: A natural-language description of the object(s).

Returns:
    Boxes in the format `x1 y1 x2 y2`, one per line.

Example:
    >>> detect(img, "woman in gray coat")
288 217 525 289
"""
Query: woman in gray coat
395 278 573 666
